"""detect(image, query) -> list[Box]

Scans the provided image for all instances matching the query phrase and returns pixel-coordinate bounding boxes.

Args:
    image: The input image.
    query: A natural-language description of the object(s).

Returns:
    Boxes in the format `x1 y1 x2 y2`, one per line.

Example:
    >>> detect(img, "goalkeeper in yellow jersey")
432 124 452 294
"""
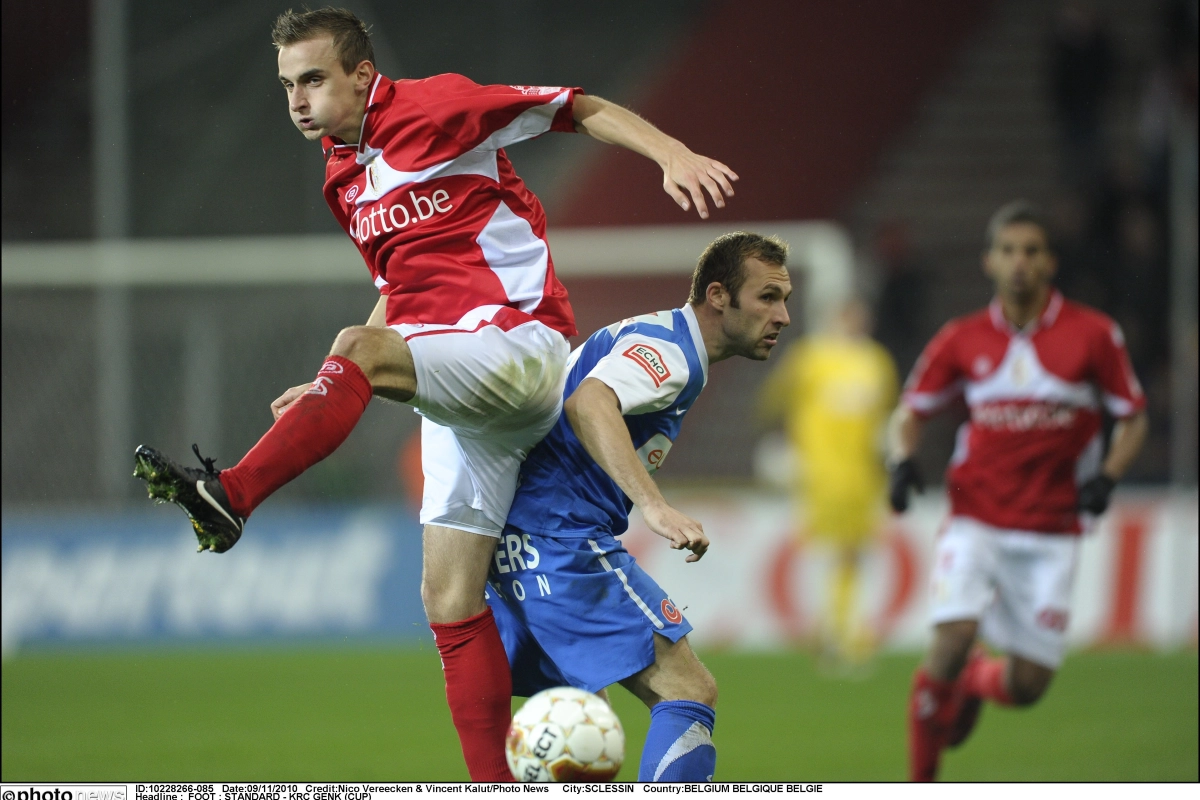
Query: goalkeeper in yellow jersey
760 297 899 668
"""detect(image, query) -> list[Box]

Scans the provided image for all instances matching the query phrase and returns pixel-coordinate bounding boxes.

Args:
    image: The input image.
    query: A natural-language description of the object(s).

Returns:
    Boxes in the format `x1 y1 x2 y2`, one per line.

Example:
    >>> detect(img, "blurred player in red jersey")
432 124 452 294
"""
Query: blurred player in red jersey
132 8 738 781
889 201 1148 781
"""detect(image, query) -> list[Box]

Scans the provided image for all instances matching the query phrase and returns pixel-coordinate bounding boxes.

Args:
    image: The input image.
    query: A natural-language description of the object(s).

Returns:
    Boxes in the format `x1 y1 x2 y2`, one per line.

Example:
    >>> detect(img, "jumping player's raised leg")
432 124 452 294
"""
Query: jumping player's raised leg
133 324 414 552
219 325 417 516
620 635 719 782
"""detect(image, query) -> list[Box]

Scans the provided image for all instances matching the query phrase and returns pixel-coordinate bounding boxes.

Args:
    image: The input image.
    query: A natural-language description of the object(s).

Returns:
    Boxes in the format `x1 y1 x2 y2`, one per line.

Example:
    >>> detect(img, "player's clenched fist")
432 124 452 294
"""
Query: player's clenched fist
643 501 709 562
271 382 313 420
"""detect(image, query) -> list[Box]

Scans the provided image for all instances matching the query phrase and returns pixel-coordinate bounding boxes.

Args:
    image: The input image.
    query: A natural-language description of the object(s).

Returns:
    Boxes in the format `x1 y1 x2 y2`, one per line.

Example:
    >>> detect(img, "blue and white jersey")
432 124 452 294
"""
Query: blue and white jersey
505 304 709 538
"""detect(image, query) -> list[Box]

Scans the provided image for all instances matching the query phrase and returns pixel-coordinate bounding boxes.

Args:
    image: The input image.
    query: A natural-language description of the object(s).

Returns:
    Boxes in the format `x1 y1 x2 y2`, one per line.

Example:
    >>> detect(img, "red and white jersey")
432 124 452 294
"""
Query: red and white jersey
903 291 1145 534
321 73 581 338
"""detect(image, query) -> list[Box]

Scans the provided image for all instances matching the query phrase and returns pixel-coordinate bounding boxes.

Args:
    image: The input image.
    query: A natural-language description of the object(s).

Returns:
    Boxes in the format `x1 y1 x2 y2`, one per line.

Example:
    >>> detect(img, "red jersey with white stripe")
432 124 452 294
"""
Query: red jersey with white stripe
321 73 581 338
903 291 1145 534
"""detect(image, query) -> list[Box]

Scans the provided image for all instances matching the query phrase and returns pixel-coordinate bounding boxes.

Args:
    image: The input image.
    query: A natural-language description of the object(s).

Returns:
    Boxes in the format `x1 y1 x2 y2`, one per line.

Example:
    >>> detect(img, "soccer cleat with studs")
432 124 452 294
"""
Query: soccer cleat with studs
133 443 245 553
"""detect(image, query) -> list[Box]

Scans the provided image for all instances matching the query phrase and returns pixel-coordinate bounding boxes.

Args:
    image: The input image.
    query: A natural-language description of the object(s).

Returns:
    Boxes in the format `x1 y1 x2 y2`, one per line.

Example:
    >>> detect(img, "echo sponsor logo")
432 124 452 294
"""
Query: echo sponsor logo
349 189 454 244
622 344 670 387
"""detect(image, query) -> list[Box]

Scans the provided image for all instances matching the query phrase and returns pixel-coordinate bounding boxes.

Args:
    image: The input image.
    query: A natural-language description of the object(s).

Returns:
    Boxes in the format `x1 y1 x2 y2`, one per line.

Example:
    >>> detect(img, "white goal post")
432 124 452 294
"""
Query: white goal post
2 221 855 330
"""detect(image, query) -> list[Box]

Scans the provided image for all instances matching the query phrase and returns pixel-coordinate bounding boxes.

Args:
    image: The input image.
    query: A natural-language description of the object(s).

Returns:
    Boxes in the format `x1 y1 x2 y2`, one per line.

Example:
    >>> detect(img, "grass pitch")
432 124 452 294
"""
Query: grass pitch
2 647 1195 781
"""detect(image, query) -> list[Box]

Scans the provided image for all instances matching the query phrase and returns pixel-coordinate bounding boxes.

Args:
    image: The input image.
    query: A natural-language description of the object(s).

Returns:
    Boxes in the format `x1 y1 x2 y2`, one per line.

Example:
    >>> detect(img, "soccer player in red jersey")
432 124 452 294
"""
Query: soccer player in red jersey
132 8 738 781
888 201 1148 781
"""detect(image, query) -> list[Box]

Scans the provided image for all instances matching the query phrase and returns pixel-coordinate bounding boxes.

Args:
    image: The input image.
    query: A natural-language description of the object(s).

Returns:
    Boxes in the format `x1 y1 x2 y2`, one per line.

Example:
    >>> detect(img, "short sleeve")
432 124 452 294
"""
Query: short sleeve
902 321 965 417
416 75 582 152
586 336 691 415
1092 321 1146 418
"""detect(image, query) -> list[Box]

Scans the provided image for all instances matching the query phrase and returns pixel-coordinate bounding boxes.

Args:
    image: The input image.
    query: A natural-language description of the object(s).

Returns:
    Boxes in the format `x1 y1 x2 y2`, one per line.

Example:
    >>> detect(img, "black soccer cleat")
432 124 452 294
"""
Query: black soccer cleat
133 443 244 553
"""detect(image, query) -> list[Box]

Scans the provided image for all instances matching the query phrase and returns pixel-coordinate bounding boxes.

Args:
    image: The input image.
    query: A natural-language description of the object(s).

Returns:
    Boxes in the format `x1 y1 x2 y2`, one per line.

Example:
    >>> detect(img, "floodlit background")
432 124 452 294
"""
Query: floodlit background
2 0 1197 782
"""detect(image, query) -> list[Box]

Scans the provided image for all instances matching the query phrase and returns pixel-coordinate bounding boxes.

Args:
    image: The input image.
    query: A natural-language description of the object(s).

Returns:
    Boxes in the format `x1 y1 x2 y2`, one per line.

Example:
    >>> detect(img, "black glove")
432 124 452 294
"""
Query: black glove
1077 474 1116 515
888 457 924 513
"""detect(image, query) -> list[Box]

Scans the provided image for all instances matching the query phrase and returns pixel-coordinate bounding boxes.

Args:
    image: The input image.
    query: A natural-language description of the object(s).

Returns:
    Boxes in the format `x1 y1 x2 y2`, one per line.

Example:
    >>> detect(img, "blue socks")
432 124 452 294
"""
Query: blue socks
638 700 717 781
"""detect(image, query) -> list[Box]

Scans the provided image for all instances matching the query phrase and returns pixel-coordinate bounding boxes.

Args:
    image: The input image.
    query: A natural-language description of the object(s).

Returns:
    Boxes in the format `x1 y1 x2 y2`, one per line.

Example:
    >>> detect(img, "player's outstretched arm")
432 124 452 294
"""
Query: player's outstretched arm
271 296 390 420
565 377 709 562
572 95 737 220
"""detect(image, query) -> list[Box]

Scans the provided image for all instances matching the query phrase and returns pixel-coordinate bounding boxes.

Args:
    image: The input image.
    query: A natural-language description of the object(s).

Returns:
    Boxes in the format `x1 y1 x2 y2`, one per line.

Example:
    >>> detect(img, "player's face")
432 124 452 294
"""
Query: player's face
984 222 1057 303
277 36 372 143
724 257 792 360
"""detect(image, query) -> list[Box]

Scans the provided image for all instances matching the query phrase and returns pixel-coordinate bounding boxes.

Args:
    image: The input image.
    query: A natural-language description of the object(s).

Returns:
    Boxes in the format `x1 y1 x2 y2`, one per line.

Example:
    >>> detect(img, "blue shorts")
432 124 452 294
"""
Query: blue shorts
485 528 692 697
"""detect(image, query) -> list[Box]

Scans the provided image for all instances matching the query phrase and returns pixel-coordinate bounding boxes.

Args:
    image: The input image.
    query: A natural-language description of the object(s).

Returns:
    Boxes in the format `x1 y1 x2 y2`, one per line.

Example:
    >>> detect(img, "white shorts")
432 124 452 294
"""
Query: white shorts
397 319 569 537
929 516 1080 669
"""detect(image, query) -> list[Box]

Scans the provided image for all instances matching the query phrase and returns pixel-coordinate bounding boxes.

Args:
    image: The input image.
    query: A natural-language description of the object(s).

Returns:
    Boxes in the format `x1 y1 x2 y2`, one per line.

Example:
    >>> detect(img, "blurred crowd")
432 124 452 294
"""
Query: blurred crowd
864 0 1198 481
1047 0 1197 480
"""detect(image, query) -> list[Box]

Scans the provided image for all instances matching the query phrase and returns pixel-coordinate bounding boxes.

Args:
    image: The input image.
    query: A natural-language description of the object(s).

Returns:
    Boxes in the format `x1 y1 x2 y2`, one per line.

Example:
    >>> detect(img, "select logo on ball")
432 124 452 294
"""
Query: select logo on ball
506 686 625 782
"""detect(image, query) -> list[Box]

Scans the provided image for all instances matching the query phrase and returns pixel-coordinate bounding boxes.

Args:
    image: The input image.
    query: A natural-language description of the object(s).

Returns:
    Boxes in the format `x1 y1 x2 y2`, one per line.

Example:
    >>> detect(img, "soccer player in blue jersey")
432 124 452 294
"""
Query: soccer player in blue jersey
487 232 792 781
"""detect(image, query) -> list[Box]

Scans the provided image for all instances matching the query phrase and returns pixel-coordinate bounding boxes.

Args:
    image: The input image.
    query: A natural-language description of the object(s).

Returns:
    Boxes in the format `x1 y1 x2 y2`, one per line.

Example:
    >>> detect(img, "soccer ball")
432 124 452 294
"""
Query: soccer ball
505 686 625 782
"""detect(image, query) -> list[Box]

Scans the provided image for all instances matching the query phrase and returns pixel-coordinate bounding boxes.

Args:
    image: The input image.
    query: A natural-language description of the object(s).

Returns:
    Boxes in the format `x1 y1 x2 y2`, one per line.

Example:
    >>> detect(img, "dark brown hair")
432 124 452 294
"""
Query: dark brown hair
985 200 1053 251
271 7 375 75
688 232 789 307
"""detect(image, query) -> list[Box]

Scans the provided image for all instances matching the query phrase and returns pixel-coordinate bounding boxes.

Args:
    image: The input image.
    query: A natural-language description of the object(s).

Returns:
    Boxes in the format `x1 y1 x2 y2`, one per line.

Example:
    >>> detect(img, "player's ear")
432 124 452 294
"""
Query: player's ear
354 60 375 91
706 281 729 312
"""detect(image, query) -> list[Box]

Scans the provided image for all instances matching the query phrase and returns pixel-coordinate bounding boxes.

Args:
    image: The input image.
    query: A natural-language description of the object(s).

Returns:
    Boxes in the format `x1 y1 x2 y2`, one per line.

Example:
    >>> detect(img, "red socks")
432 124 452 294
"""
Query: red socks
431 608 515 782
959 652 1014 706
908 669 956 782
220 356 372 518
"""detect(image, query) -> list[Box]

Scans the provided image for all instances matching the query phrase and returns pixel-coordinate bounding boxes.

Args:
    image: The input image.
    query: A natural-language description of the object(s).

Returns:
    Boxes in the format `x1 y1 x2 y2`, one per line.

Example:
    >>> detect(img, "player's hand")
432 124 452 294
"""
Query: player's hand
1077 474 1116 515
642 502 709 562
662 146 738 220
271 382 312 420
888 457 925 513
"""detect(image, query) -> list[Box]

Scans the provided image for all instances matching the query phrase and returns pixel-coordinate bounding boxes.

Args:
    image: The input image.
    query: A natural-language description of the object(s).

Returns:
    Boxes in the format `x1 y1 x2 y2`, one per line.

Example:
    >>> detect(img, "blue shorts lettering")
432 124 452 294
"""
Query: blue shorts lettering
485 528 692 696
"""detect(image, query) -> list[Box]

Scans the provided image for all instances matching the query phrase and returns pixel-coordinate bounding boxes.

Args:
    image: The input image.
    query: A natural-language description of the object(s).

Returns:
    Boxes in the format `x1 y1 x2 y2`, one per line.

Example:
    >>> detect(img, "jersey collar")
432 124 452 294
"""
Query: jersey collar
680 303 709 385
321 72 391 158
988 289 1063 336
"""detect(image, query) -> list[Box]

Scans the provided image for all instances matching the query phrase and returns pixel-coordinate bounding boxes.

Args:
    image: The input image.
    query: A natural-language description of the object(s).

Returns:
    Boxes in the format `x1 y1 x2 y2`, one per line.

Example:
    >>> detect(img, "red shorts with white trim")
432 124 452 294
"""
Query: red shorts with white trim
929 516 1080 668
394 312 569 537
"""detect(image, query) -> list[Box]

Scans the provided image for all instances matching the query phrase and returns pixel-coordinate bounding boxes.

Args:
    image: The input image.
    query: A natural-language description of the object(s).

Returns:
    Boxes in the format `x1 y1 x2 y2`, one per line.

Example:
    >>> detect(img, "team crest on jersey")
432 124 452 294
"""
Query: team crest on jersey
365 160 380 195
623 344 670 387
1011 354 1028 386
